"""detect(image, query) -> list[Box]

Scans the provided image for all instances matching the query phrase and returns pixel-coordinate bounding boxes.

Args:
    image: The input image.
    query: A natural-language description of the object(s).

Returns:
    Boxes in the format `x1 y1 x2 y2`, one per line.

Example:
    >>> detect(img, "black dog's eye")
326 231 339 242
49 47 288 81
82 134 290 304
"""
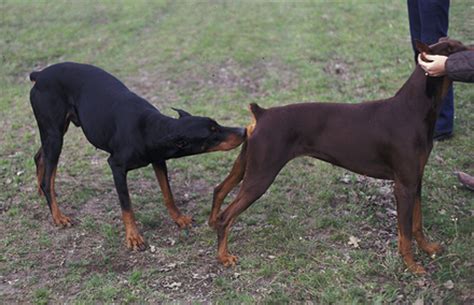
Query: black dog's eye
210 125 218 132
175 139 188 148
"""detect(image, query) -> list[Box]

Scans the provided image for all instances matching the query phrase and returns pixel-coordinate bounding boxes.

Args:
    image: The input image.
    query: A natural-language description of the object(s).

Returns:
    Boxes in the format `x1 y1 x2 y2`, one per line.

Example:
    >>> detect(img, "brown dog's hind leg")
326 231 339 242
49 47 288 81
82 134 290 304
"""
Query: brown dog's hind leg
394 179 426 274
413 180 442 256
209 143 247 229
216 140 288 266
153 161 192 229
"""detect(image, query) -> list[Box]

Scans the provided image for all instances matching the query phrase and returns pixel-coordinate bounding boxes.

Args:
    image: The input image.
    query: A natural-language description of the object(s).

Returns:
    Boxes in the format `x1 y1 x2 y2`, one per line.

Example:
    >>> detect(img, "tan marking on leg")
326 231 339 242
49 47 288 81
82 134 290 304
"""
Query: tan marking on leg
49 167 72 227
398 228 426 274
36 157 45 196
209 148 246 229
413 197 441 256
122 210 146 251
153 163 192 228
217 218 237 267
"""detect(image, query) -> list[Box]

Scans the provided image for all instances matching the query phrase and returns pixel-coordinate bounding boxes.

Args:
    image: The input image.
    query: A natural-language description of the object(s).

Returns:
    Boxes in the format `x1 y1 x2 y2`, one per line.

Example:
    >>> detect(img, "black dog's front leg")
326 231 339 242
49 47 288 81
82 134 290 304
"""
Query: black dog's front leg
108 158 146 251
152 161 193 228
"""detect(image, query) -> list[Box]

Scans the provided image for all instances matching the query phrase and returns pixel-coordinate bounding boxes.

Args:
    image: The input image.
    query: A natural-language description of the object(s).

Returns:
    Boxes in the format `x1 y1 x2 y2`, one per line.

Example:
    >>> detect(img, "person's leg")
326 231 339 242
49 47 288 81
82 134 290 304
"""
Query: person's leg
407 0 421 62
418 0 453 138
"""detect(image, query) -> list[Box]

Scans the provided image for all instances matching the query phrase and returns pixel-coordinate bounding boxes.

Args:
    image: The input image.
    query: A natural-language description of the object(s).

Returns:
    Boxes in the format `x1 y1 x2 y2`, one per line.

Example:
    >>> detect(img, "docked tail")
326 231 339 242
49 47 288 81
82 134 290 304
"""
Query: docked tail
29 71 40 82
247 103 266 137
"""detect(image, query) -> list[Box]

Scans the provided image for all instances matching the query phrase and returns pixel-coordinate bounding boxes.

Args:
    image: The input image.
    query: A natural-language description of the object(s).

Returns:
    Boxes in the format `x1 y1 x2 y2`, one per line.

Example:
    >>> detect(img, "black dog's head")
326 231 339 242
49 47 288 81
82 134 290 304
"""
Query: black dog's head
164 108 246 159
416 37 470 58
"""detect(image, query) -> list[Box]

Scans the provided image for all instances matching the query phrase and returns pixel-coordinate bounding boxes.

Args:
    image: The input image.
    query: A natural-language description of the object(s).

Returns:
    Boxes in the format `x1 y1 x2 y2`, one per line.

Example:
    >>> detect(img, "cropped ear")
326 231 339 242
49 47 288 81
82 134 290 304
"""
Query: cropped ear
171 107 192 118
415 40 432 54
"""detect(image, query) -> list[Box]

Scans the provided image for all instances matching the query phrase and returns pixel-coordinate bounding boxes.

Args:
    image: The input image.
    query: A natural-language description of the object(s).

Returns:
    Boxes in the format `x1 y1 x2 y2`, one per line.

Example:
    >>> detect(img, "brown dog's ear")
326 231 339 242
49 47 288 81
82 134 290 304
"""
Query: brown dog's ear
415 40 431 54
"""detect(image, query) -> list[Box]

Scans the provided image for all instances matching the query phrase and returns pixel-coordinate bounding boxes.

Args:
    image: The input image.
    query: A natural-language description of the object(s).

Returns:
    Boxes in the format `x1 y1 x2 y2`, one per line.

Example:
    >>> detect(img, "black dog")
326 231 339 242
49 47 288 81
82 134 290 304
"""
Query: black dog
29 62 245 250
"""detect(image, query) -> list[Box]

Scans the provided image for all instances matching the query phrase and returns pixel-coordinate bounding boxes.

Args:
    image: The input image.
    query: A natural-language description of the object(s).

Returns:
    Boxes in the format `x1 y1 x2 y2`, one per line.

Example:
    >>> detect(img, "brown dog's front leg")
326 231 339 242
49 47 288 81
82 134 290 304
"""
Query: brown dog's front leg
210 143 247 229
394 180 426 274
153 161 192 229
413 180 442 256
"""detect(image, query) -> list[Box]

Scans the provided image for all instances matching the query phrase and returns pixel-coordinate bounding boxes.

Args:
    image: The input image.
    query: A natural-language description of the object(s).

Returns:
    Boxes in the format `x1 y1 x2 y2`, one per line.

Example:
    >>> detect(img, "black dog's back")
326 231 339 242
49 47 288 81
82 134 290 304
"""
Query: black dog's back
30 62 160 153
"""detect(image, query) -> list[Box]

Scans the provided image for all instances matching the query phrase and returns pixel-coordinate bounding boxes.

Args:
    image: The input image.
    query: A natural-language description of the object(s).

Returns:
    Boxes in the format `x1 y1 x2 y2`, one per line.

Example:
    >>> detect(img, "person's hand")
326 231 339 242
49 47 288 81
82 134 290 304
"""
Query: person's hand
417 53 448 76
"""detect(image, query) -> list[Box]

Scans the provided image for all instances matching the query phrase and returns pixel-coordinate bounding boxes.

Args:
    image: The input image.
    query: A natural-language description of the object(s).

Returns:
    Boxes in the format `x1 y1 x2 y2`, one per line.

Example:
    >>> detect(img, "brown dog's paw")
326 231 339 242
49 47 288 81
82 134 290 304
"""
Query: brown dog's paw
422 242 442 257
218 254 238 267
175 215 193 229
407 263 427 275
208 218 218 230
53 213 73 227
126 232 147 251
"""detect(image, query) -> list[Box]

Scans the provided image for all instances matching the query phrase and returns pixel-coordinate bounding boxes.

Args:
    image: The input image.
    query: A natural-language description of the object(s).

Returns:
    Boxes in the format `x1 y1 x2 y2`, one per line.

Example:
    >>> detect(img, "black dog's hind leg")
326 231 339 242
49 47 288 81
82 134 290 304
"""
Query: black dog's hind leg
34 148 45 196
35 117 71 197
108 158 146 251
31 89 72 226
153 161 193 228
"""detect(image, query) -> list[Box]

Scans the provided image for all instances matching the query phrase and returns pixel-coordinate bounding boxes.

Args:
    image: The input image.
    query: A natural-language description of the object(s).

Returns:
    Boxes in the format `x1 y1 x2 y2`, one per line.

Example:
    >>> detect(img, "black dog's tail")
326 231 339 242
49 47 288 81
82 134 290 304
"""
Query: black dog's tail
29 71 40 82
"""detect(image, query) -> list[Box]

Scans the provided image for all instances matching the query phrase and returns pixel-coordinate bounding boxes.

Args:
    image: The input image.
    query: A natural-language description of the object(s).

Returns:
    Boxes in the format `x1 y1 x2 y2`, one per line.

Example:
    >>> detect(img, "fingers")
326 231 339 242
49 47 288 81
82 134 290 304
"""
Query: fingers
417 54 431 74
417 53 447 77
424 54 438 61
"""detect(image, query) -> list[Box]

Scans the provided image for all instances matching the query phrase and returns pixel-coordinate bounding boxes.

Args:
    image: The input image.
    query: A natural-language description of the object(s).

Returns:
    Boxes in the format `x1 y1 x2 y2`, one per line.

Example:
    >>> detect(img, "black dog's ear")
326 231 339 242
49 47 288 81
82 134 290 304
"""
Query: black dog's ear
415 40 432 54
171 107 192 118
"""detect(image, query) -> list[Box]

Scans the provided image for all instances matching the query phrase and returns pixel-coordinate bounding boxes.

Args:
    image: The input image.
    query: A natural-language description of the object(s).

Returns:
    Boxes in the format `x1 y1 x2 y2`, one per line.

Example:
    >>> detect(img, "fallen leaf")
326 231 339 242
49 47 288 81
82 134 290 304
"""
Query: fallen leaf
341 175 351 184
348 236 361 248
444 280 454 290
413 298 423 305
163 281 182 289
167 238 176 246
159 263 177 272
434 155 445 164
386 208 397 216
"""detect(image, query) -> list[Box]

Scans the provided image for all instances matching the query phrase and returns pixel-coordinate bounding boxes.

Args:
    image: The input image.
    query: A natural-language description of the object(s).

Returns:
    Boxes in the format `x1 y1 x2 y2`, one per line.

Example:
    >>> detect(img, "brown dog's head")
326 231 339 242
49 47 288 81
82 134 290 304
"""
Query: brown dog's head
415 37 470 59
415 38 471 98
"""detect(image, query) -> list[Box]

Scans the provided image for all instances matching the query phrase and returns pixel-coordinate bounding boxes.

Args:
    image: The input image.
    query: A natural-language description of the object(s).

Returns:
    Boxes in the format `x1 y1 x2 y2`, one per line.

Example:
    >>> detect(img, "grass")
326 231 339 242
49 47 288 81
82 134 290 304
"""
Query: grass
1 1 473 303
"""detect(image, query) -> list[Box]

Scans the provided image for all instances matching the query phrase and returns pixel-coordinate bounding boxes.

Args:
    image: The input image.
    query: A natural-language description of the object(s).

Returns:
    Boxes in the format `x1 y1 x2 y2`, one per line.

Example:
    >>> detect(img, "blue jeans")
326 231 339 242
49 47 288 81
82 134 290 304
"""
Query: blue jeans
408 0 453 135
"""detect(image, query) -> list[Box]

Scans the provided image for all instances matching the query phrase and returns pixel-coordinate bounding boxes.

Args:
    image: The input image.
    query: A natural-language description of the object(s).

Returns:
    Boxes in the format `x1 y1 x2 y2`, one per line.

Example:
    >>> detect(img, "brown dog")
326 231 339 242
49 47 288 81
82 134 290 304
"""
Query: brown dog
209 38 472 274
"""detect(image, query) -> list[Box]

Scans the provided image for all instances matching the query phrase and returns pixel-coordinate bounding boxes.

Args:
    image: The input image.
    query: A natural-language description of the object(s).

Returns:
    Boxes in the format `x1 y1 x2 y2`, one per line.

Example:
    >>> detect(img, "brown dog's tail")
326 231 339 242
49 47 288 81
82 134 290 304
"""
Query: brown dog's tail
247 103 266 137
249 103 265 120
